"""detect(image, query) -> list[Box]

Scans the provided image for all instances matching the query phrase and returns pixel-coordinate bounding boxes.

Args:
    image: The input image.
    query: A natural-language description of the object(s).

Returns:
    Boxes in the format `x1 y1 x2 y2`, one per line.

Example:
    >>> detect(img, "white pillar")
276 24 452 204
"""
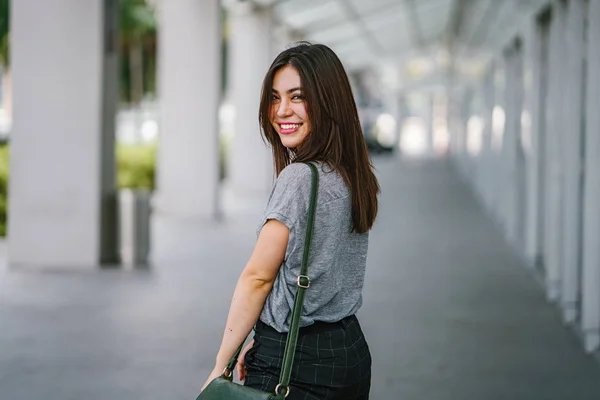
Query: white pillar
425 93 435 158
501 51 513 231
514 45 526 249
154 0 220 220
379 86 401 152
524 18 549 268
226 3 274 212
458 89 472 180
502 44 524 245
8 0 119 268
582 0 600 353
502 50 514 233
560 0 586 324
490 61 507 224
543 1 567 301
479 64 495 212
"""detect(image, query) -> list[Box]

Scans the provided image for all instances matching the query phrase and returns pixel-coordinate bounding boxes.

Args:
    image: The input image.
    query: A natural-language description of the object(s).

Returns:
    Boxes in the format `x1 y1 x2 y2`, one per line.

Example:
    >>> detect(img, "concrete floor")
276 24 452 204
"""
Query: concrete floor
1 156 600 399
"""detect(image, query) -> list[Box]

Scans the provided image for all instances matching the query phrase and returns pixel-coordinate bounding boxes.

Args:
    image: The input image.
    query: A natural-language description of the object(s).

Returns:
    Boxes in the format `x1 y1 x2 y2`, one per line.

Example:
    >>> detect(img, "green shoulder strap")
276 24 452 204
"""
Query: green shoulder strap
275 162 318 397
223 162 319 399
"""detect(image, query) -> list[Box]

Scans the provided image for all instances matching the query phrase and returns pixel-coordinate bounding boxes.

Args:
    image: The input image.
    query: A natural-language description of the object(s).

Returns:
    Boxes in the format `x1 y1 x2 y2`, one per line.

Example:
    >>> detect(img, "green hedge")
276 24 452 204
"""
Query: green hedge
0 143 157 237
116 142 156 189
0 140 228 237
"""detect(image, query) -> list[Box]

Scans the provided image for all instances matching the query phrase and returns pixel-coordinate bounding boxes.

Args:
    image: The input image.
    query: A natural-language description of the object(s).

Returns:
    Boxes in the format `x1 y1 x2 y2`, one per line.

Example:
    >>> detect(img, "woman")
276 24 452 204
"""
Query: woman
201 42 380 399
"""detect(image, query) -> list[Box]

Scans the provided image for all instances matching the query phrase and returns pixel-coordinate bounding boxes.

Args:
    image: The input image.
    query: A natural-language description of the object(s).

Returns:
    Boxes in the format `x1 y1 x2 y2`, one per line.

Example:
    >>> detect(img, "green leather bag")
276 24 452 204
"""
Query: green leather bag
196 163 319 400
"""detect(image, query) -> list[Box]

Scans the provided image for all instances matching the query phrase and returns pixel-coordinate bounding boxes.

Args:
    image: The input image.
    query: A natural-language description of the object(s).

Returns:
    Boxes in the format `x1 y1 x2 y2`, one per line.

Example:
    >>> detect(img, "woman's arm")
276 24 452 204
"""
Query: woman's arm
202 219 289 388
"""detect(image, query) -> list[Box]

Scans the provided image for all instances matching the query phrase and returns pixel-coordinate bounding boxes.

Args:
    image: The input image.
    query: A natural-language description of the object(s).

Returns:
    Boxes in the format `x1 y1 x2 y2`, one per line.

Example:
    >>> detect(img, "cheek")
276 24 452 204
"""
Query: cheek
295 106 309 122
301 112 310 130
269 108 277 124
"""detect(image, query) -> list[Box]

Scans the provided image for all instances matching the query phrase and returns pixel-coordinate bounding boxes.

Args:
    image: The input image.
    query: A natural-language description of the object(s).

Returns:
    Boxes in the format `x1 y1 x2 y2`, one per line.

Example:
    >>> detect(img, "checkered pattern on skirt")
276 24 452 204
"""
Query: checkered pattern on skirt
243 315 371 400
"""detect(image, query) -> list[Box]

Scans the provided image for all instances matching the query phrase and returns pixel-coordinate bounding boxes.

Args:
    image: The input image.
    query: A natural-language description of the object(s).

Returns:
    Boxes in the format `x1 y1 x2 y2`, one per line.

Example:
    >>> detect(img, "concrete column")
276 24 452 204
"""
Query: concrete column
379 86 401 153
226 2 274 213
479 64 495 212
8 0 119 268
560 0 586 324
446 83 459 158
524 17 549 268
458 89 473 180
502 44 524 244
543 1 567 301
500 51 513 231
425 93 435 157
491 61 507 224
514 45 527 250
154 0 220 220
430 91 449 156
452 89 465 175
582 0 600 353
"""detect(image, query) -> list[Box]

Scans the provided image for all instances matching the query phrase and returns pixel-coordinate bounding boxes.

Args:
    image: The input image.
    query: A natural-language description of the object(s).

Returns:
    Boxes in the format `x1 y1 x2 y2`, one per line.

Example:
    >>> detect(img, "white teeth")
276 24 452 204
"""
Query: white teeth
281 124 300 129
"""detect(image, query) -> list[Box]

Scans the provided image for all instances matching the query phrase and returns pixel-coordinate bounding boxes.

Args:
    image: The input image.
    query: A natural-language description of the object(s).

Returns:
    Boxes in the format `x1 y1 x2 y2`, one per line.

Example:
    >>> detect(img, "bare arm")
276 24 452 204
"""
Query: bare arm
212 219 289 371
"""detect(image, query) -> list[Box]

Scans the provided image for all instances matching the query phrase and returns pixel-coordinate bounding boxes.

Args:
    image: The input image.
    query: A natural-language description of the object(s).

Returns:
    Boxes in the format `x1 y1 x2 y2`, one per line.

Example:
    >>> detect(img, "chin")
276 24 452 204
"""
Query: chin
279 136 302 149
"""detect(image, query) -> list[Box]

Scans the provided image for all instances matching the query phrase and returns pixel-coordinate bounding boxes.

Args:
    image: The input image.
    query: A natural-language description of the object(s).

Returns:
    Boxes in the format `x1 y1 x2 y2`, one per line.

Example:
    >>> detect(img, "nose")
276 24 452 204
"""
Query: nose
276 99 293 118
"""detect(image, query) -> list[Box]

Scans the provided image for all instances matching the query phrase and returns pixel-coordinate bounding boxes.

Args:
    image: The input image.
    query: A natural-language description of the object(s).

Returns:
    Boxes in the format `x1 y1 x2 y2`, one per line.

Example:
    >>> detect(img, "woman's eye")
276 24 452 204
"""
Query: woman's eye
271 95 280 101
292 95 304 101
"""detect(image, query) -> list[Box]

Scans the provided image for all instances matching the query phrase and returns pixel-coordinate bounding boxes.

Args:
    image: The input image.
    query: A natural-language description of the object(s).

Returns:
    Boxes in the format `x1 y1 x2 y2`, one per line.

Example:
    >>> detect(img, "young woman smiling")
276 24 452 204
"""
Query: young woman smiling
201 42 379 400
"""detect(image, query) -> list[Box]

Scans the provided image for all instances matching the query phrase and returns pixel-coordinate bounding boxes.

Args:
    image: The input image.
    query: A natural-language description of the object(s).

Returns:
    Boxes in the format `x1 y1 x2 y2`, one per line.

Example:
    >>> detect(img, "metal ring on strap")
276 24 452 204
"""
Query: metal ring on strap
275 384 290 398
222 367 233 380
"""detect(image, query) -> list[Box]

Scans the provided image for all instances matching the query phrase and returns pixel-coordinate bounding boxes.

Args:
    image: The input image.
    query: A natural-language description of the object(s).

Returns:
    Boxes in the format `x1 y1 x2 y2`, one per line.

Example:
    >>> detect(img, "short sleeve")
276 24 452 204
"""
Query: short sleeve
262 163 313 231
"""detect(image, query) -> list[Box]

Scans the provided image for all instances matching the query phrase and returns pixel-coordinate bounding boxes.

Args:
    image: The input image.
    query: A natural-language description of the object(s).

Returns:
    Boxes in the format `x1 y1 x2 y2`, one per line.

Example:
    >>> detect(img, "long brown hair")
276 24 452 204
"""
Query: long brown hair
258 42 379 233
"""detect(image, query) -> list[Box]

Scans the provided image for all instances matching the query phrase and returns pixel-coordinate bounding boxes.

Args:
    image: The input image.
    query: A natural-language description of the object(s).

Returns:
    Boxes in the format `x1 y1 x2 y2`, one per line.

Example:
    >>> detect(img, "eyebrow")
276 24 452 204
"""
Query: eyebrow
271 87 302 94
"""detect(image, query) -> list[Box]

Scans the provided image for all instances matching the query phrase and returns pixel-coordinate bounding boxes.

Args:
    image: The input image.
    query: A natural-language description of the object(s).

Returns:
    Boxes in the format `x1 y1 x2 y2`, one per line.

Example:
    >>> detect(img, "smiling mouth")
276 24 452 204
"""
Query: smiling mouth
279 123 302 134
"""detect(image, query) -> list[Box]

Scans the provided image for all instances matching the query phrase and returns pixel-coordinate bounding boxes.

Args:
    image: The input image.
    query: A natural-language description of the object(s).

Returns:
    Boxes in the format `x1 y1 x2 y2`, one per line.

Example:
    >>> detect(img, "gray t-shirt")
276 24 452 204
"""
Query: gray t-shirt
257 162 369 333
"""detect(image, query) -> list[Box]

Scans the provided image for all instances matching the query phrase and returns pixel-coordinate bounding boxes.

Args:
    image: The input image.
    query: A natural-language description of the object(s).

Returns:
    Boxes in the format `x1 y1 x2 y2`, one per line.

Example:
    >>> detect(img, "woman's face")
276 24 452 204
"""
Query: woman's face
269 65 311 149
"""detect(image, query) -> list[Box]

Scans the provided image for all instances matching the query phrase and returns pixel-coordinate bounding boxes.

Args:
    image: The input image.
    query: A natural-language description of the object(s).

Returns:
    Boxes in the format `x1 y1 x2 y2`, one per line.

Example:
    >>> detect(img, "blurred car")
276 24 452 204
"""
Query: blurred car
362 112 398 154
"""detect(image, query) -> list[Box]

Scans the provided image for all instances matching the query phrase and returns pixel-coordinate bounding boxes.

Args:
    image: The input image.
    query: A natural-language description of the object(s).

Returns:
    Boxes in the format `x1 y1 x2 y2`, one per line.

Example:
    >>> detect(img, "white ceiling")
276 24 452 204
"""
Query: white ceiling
266 0 549 91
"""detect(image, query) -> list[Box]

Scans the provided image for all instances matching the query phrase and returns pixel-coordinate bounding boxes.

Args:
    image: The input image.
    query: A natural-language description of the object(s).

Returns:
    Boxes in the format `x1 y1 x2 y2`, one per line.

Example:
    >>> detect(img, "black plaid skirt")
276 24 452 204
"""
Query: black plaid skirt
243 315 371 400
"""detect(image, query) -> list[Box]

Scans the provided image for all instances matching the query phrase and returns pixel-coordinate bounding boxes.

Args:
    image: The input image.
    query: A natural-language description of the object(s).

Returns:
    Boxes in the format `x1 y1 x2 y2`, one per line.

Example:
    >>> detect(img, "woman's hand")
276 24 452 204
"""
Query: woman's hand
199 339 254 393
200 366 223 393
237 339 254 382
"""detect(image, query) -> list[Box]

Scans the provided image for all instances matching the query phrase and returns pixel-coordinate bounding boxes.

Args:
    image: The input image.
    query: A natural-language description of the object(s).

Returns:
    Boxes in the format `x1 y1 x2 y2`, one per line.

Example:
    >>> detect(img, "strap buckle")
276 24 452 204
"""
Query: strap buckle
296 275 310 288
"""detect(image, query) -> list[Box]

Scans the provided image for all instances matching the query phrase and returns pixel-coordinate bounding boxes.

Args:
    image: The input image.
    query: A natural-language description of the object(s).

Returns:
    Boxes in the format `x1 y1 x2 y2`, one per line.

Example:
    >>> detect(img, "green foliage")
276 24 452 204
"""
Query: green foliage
219 134 229 182
0 0 8 66
116 142 156 189
0 144 8 236
119 0 157 103
120 0 156 41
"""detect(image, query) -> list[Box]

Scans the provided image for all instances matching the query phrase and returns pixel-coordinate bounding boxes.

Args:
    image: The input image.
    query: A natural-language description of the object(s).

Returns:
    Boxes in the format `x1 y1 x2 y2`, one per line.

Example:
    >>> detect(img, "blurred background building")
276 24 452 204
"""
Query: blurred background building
0 0 600 375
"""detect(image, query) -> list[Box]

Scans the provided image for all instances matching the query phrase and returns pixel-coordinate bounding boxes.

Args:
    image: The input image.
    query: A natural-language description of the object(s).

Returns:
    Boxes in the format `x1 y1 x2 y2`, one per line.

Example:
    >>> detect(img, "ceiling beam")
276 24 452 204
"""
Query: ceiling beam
339 0 385 56
464 0 501 50
445 0 471 53
403 0 425 48
444 0 469 92
295 3 406 37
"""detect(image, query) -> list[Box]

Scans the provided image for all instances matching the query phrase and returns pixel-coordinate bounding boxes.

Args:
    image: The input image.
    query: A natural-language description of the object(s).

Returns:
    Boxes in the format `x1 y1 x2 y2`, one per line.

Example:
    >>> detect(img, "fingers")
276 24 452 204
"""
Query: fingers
237 360 249 382
235 361 246 381
238 366 247 382
237 340 254 382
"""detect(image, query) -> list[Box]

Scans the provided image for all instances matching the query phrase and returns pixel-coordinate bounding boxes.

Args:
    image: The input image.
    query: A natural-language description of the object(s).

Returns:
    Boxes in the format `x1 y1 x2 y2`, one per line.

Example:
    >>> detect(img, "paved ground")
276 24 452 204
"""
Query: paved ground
1 155 600 399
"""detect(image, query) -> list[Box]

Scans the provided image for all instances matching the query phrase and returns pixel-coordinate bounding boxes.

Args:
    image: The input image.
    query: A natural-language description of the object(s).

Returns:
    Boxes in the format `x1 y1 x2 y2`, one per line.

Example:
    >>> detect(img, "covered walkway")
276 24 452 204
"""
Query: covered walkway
1 156 599 399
